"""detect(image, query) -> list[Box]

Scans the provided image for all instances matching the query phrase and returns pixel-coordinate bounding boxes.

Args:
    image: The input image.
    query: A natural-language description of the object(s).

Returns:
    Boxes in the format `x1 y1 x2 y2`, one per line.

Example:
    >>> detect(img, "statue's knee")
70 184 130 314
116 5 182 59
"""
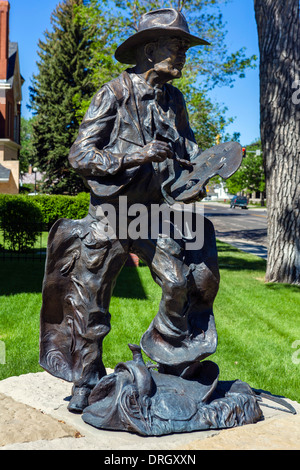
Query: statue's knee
190 263 220 300
163 276 188 301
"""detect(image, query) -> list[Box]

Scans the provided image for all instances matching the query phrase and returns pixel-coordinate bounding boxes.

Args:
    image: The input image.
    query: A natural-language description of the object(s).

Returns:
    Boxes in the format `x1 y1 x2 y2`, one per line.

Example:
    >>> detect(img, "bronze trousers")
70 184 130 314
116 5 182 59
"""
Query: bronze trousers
40 209 220 389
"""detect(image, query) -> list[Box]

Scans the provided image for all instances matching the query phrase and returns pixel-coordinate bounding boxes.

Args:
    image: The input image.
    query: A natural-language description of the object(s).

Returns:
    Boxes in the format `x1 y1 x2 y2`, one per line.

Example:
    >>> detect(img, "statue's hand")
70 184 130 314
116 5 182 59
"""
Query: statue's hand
122 140 173 169
140 140 174 163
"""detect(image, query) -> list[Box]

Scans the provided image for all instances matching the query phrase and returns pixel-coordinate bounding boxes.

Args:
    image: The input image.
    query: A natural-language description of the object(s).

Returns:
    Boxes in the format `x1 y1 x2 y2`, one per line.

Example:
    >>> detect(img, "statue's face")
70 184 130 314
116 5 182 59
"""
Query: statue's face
149 36 190 80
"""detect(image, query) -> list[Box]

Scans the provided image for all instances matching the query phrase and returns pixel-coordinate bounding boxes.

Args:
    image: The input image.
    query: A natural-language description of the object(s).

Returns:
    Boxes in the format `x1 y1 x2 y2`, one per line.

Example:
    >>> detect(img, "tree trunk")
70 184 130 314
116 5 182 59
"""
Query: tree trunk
254 0 300 284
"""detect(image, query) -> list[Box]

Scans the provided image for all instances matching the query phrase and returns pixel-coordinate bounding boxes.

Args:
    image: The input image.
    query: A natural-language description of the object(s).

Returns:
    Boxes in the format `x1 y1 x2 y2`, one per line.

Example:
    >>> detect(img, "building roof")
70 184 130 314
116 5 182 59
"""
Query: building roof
7 41 24 86
0 163 11 182
7 42 17 84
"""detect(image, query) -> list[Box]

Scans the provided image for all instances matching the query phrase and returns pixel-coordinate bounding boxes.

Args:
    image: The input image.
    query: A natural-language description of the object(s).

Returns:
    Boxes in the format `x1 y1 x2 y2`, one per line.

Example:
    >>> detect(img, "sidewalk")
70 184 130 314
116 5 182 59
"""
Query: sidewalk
204 201 268 259
216 236 268 259
0 371 299 450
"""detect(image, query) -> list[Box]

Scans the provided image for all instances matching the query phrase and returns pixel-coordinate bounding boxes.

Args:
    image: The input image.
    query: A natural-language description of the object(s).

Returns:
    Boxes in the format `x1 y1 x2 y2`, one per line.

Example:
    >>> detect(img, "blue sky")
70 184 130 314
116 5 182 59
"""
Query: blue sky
9 0 260 145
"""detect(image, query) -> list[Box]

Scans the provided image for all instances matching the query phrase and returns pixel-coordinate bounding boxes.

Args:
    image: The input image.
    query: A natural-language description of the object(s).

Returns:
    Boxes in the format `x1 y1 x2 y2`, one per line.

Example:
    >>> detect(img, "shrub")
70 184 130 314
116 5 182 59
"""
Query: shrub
0 195 43 251
0 193 90 251
64 192 90 220
19 183 34 194
32 193 89 229
0 193 90 250
32 195 72 228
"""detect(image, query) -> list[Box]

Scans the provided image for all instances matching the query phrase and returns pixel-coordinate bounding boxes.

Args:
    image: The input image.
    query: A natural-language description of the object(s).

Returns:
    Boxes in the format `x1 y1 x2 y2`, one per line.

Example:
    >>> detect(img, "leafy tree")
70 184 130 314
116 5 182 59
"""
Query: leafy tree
225 141 265 201
29 0 98 194
71 0 124 121
254 0 300 284
74 0 256 148
30 0 257 193
112 0 257 90
19 117 35 173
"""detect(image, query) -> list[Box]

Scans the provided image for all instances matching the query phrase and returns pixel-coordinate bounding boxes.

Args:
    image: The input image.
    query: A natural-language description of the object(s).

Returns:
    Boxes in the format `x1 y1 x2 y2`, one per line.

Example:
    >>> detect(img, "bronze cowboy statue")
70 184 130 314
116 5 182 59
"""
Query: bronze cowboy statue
39 8 264 433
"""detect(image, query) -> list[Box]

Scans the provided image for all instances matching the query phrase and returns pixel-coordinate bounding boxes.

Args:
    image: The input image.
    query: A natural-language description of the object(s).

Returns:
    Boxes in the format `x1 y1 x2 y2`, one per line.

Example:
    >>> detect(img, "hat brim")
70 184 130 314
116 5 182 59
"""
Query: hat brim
115 28 210 64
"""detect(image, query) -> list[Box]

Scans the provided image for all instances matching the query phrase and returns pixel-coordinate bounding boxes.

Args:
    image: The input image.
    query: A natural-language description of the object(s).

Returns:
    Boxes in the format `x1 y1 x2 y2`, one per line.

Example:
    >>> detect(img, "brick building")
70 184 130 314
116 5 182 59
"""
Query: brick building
0 1 23 194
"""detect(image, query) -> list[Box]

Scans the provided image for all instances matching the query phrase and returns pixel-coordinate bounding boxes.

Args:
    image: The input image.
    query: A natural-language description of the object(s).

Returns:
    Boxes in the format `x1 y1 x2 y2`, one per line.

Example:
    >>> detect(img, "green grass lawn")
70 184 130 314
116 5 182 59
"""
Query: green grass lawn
0 240 299 402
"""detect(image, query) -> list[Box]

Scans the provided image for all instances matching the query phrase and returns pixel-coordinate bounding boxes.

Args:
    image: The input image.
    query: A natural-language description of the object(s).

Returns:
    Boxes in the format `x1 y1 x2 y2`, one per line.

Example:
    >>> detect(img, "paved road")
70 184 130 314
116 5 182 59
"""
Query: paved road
203 202 268 259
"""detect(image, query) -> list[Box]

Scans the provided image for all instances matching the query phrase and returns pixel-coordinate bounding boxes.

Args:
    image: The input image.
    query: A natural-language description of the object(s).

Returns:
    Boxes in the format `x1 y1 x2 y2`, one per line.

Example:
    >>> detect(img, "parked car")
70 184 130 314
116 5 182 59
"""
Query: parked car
230 196 248 209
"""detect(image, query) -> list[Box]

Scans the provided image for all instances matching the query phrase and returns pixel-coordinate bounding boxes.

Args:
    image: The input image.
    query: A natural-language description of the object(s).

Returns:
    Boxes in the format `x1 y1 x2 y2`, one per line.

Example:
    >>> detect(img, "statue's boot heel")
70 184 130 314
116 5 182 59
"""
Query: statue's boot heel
68 386 91 413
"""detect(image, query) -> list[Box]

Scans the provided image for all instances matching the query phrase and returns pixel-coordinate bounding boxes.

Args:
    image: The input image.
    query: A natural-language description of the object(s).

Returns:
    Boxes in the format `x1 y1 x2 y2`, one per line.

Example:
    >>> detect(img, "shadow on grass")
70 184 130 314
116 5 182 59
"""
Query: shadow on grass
216 240 267 272
3 240 296 298
0 247 46 262
217 255 266 272
217 240 244 253
0 258 46 295
0 257 147 299
265 282 300 293
113 266 147 299
217 241 300 292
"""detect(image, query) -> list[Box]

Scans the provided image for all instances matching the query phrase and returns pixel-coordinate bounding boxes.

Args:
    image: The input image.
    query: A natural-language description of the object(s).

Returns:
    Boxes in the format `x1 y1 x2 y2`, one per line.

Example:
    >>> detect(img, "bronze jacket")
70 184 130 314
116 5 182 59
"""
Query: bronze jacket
68 70 199 204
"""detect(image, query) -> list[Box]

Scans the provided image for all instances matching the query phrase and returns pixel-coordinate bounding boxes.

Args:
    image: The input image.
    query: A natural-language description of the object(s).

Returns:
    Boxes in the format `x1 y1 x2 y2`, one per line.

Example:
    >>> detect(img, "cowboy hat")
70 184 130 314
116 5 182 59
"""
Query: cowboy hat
115 8 210 64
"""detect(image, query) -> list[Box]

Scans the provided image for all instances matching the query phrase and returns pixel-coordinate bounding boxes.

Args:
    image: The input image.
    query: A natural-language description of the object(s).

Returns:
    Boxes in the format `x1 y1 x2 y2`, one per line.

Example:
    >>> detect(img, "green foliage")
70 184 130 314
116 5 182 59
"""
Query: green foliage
176 71 234 149
225 140 265 195
0 194 89 251
112 0 257 89
73 0 257 145
32 193 90 227
28 0 257 193
212 241 300 400
19 117 35 173
72 0 124 120
19 183 35 194
0 195 43 252
29 0 98 194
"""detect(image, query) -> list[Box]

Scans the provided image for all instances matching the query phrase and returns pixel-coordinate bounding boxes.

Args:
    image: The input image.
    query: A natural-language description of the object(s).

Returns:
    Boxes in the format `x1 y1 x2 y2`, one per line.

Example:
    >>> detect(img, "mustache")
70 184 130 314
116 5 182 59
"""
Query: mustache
153 61 184 74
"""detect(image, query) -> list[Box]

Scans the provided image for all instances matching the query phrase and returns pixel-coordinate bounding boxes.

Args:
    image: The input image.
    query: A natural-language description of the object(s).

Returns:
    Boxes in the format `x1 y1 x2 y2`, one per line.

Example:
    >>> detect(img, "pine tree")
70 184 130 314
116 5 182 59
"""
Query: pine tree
29 0 97 194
